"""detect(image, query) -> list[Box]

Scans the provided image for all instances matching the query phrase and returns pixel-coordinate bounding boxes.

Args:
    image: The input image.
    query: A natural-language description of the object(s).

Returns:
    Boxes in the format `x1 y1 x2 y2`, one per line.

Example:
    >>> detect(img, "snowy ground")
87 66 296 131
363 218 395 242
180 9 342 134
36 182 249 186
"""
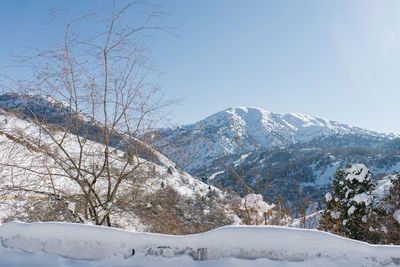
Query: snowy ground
1 222 400 266
0 247 376 267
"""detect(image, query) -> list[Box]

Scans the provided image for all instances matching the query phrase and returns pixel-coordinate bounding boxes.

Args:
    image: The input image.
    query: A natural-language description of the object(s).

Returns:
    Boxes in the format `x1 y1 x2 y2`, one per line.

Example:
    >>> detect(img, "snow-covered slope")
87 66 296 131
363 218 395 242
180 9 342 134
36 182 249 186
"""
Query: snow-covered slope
1 222 399 266
156 106 393 172
0 107 236 230
0 93 175 168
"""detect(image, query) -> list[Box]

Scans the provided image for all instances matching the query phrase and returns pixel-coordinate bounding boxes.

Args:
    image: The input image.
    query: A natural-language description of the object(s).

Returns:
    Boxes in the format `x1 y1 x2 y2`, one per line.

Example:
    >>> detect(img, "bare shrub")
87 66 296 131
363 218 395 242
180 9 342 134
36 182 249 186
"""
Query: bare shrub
134 185 233 235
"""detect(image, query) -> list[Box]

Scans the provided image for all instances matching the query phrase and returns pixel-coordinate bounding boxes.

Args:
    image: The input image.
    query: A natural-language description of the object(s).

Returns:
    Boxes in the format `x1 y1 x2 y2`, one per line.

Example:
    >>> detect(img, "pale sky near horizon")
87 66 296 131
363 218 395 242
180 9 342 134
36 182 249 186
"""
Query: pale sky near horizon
1 1 400 133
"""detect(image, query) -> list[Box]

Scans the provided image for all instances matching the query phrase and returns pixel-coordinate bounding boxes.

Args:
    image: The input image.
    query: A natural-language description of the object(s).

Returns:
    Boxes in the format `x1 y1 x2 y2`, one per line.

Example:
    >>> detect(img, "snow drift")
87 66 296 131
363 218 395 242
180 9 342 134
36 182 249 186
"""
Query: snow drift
0 222 399 266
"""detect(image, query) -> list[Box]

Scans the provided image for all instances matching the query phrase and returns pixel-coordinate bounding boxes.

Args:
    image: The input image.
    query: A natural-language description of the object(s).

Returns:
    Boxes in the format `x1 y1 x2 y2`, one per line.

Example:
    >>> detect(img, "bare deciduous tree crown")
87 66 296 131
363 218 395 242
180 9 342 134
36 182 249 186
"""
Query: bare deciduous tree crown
0 0 175 227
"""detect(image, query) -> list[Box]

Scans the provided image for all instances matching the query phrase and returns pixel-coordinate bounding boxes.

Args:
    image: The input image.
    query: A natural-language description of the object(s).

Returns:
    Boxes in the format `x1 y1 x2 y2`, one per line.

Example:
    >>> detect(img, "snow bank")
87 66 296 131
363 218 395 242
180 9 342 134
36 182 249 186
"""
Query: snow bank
0 222 400 266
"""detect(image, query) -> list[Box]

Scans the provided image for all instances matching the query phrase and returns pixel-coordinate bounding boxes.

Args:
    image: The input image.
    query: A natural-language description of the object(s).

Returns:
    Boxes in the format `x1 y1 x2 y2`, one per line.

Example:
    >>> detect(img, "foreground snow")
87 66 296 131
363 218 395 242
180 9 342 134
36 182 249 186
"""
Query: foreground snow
0 247 379 267
0 222 400 266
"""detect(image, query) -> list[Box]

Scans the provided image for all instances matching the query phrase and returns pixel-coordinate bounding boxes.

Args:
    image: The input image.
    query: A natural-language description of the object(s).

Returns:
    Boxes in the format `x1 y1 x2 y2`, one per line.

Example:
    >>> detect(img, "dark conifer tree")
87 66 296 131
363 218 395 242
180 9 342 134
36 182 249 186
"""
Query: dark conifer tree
319 164 375 241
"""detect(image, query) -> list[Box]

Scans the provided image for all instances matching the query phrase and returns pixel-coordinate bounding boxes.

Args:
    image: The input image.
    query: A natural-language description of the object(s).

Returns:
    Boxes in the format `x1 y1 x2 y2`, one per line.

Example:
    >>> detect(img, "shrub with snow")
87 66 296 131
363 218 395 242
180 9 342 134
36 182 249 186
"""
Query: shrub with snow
239 194 275 225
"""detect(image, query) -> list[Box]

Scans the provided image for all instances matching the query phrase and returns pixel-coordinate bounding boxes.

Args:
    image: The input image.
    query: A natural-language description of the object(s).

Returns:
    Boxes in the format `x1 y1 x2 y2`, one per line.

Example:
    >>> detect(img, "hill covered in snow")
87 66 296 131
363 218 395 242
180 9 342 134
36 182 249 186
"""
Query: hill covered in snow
0 93 171 167
0 95 238 233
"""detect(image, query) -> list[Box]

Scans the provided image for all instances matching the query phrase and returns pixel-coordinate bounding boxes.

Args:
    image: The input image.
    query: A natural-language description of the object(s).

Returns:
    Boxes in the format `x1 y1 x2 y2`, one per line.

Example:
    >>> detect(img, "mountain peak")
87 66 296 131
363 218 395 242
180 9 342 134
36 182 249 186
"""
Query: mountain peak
225 106 269 113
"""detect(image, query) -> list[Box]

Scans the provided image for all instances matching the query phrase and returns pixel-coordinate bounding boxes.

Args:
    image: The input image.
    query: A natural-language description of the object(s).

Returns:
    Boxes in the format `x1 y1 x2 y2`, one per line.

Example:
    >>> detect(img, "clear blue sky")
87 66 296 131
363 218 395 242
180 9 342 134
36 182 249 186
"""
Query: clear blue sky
1 1 400 133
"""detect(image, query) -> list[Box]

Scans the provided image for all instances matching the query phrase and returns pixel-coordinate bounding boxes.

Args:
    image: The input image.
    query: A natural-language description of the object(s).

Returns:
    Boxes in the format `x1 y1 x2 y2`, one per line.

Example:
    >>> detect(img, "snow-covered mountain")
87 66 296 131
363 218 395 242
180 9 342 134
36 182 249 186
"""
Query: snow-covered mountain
153 107 400 203
155 106 394 172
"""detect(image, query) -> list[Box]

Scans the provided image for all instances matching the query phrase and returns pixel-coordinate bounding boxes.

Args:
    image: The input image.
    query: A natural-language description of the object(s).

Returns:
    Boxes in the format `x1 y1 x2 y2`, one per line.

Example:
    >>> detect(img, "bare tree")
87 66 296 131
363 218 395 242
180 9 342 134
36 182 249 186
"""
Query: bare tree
0 0 174 227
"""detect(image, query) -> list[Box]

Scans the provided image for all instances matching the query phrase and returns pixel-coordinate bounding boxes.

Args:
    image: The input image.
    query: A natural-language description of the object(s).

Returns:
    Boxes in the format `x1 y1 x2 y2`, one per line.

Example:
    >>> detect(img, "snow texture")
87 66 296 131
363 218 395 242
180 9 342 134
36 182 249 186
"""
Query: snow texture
373 174 395 201
240 194 275 214
325 192 333 202
351 193 372 205
348 206 356 215
345 164 372 183
0 222 400 266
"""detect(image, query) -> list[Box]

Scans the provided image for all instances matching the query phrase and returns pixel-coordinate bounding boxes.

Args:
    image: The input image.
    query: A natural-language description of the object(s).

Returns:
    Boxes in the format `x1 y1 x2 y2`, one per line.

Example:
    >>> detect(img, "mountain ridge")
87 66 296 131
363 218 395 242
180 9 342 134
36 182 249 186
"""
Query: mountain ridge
179 105 398 132
155 106 396 172
174 106 395 139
